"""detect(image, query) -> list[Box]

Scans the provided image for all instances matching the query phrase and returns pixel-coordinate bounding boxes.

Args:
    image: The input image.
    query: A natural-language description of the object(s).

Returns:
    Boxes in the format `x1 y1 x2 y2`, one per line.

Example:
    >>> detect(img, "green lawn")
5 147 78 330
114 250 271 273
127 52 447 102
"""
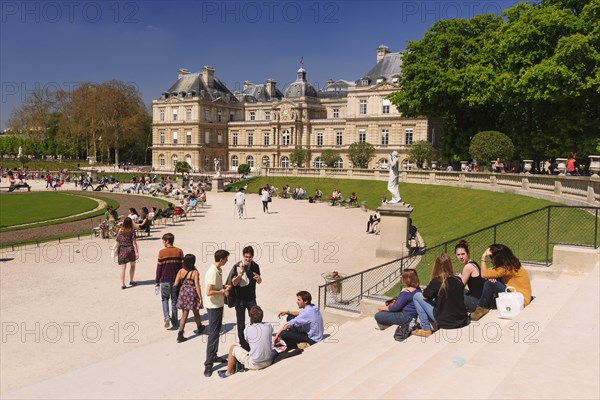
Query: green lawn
0 192 99 228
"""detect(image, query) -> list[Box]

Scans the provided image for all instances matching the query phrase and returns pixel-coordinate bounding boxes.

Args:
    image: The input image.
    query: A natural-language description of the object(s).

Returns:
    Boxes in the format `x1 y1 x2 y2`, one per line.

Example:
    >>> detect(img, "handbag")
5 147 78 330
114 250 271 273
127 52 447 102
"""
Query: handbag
174 271 191 299
496 286 524 319
393 320 412 342
268 197 272 203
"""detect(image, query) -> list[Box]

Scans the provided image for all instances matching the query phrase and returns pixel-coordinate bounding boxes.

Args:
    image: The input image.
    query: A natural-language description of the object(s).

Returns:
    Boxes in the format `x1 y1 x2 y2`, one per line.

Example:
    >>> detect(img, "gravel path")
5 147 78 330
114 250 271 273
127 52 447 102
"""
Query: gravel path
1 192 167 246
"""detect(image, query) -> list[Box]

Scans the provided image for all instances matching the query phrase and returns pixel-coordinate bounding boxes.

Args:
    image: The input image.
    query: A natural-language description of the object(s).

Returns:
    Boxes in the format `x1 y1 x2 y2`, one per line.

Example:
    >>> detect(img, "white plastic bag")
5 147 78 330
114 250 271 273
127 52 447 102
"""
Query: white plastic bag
496 286 524 319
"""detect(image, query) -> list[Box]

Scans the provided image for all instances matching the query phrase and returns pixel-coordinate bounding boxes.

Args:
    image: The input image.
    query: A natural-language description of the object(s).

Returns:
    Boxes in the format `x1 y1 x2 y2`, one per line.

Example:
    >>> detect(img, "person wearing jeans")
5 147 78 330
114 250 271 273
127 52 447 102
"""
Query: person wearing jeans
412 292 436 331
374 269 420 329
232 246 262 351
155 233 184 329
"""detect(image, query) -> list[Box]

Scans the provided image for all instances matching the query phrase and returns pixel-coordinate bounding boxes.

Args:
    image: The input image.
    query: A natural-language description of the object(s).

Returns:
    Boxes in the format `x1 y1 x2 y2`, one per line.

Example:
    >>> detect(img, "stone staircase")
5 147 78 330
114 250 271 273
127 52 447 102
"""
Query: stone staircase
4 266 598 399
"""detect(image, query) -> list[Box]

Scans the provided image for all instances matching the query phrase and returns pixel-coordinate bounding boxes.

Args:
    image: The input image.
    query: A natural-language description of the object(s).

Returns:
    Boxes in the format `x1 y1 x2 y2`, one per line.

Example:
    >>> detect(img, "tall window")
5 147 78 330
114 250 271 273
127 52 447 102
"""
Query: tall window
186 130 192 144
232 132 238 146
314 157 323 168
172 108 178 121
262 156 270 167
250 111 255 121
333 108 339 118
336 131 343 146
246 155 254 167
186 108 192 120
159 131 165 144
172 154 178 166
317 131 323 146
204 109 210 121
281 156 290 168
381 129 389 145
172 130 178 144
185 154 192 166
359 100 367 115
159 109 165 121
382 99 390 114
205 131 210 144
159 154 165 166
230 112 234 121
265 111 270 121
282 130 290 146
248 131 254 146
217 111 222 122
358 129 366 143
231 155 239 167
217 132 223 144
334 158 344 169
204 156 210 170
263 131 269 146
405 128 413 145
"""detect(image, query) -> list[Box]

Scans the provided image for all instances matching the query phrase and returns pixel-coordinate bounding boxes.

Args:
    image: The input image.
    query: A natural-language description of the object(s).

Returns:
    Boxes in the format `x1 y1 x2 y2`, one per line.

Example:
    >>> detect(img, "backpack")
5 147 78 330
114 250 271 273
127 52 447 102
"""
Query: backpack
393 320 413 342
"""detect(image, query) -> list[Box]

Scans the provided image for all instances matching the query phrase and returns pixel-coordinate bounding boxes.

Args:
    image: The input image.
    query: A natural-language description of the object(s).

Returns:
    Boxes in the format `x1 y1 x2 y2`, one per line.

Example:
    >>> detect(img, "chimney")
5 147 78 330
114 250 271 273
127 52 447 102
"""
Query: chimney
202 66 215 88
265 79 277 98
327 79 334 86
243 81 253 92
178 68 190 79
376 45 390 63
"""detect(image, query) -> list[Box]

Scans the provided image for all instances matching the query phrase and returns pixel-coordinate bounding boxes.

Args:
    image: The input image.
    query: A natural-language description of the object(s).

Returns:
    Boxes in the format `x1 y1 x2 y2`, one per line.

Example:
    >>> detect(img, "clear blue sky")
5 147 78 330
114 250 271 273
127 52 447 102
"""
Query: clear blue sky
1 0 521 130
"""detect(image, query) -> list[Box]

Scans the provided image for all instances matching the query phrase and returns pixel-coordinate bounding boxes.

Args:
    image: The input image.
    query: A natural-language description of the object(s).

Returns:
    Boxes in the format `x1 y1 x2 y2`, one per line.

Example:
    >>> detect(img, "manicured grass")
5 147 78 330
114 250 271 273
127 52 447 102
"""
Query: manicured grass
0 193 99 228
0 160 95 171
244 177 560 246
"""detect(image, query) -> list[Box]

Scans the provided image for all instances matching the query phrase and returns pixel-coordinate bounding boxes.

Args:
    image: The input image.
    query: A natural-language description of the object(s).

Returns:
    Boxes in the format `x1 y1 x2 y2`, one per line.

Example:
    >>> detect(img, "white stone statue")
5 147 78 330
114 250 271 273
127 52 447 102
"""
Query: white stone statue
214 158 221 178
18 146 23 157
387 151 401 203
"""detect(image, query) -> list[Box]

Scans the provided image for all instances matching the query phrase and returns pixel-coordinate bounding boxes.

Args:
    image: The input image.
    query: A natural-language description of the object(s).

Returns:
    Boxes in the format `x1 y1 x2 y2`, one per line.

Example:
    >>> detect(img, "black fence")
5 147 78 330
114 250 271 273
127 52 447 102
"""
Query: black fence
318 205 599 313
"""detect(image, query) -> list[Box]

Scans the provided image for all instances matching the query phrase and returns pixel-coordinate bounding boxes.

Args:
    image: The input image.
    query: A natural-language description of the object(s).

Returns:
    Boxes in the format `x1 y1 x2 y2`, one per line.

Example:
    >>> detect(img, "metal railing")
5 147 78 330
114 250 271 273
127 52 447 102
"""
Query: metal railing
318 205 599 313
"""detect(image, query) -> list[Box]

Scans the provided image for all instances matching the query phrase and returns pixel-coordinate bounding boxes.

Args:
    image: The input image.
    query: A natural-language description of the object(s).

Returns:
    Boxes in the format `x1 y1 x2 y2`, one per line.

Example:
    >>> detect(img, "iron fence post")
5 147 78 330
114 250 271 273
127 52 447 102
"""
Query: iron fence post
360 273 364 300
595 208 599 249
546 207 551 267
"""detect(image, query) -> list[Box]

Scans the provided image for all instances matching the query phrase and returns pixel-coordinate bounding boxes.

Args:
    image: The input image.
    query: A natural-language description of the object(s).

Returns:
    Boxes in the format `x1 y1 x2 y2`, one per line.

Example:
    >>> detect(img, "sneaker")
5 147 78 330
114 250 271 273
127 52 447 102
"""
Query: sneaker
412 329 433 338
218 371 229 379
470 306 490 321
297 342 311 350
164 318 170 328
203 366 213 377
375 323 389 331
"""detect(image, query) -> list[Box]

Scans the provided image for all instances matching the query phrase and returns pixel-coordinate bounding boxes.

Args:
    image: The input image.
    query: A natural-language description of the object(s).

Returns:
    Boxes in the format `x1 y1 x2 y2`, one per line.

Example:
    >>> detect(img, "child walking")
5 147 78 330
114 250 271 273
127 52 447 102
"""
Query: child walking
174 254 205 343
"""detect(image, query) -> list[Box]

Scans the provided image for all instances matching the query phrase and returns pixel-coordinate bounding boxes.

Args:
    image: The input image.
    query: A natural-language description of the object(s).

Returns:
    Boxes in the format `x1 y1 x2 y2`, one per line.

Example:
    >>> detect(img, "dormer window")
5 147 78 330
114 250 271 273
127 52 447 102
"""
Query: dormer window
392 76 400 84
361 77 370 85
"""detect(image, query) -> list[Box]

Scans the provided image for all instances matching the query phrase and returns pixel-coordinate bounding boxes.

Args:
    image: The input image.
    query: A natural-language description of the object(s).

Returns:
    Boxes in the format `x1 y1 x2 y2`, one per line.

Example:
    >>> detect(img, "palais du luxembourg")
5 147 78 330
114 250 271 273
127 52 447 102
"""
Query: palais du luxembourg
151 45 441 172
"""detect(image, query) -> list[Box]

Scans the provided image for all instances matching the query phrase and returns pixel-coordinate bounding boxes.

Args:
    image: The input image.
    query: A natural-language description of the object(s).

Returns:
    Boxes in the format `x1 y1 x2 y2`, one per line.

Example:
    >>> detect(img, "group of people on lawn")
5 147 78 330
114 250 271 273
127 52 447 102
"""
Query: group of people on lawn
374 240 531 336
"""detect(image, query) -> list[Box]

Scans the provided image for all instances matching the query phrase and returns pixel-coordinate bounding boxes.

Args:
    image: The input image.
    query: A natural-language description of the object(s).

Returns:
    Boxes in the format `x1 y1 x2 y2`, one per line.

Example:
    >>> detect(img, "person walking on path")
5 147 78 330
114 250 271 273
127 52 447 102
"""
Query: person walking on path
204 249 231 377
174 254 205 343
260 186 271 213
156 233 184 329
231 246 262 351
234 188 246 219
115 217 139 290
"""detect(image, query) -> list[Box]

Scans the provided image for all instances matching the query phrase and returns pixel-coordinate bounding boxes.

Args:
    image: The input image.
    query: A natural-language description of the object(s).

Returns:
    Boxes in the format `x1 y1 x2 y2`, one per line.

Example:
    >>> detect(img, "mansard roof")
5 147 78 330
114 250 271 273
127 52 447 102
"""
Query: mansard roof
238 82 284 102
318 79 355 98
160 73 237 102
357 52 402 86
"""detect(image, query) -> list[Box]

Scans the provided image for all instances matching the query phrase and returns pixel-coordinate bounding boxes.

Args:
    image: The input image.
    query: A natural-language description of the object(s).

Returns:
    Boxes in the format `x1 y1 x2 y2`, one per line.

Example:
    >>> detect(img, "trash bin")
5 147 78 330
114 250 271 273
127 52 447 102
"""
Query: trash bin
322 271 346 303
361 201 368 212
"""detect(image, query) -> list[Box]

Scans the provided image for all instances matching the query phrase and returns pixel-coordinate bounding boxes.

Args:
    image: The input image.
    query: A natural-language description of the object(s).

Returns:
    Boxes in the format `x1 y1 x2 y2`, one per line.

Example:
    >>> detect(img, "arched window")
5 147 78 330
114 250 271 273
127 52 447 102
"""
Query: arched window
334 158 343 169
262 156 270 167
314 157 323 169
185 154 192 166
172 154 178 167
281 156 290 168
159 154 165 166
246 155 254 168
378 158 388 169
231 155 239 168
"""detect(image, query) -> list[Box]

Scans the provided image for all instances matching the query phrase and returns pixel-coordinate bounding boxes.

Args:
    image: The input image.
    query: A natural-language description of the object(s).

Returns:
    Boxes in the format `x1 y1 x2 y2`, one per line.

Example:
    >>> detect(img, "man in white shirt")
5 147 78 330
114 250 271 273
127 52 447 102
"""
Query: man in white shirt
204 249 231 377
234 188 245 219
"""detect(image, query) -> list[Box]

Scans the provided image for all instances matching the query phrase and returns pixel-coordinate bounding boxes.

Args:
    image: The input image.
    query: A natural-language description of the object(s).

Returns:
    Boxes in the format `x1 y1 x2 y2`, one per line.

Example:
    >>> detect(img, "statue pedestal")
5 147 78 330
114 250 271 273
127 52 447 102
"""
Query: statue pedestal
376 202 414 259
211 177 224 192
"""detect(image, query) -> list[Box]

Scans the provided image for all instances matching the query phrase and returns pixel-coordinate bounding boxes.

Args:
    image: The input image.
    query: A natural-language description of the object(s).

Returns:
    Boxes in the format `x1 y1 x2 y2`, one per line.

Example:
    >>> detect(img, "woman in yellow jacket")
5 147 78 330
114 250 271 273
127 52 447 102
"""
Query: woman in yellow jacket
470 244 531 321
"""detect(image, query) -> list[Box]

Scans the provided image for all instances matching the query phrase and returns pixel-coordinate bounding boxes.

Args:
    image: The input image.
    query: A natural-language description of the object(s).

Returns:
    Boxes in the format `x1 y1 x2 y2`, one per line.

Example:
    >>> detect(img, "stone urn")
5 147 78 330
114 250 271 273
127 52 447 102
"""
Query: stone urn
556 158 567 174
523 160 533 174
589 155 600 178
431 160 438 170
460 161 468 171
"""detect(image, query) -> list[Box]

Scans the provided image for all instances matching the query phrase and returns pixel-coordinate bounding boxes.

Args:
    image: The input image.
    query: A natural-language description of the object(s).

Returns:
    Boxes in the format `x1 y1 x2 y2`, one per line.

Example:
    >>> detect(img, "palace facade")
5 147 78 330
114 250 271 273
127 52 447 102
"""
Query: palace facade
151 45 440 173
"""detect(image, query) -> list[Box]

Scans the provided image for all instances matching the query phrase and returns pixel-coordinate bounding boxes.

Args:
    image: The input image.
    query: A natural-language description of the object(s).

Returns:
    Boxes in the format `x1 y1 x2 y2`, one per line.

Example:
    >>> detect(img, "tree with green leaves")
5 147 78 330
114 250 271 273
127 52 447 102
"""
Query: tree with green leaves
18 155 30 169
289 149 307 167
389 0 599 164
469 131 515 169
408 140 436 168
320 149 340 168
175 161 191 176
348 142 375 168
238 164 251 175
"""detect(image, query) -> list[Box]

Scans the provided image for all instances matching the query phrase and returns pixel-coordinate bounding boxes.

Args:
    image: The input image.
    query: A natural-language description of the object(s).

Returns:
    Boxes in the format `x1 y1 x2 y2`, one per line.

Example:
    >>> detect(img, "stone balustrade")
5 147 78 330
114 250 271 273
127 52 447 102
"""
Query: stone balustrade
263 167 600 206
